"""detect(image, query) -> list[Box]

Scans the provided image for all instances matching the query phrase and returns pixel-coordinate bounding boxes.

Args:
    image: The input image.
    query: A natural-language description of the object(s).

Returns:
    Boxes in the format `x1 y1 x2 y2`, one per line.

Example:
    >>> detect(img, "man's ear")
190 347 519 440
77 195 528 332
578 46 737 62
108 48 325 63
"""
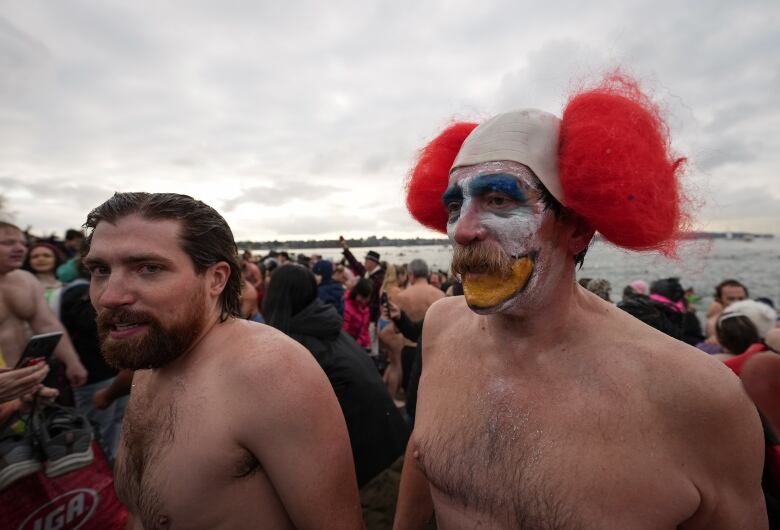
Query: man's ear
208 261 231 296
567 214 595 257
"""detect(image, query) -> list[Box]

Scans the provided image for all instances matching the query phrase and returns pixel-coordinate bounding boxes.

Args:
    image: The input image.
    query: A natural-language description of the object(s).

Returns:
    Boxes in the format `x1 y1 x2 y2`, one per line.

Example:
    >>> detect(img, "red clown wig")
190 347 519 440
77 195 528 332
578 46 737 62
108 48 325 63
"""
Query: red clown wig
405 73 689 256
406 122 478 233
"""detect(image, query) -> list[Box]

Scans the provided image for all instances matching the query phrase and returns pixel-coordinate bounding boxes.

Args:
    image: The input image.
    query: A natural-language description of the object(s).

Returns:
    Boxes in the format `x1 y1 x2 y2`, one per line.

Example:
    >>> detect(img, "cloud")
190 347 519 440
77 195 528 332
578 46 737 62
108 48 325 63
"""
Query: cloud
264 213 370 238
221 180 344 211
0 0 778 240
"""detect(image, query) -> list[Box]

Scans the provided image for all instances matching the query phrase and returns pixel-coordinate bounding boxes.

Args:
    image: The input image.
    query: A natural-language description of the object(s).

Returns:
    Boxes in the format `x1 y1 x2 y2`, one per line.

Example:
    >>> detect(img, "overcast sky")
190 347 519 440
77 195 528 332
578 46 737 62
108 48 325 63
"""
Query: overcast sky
1 0 778 241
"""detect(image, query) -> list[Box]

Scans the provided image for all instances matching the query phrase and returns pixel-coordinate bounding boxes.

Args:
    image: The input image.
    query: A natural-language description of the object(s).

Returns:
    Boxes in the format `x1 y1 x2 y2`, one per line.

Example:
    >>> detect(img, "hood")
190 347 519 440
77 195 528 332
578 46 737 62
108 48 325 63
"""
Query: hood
312 260 333 282
289 298 342 341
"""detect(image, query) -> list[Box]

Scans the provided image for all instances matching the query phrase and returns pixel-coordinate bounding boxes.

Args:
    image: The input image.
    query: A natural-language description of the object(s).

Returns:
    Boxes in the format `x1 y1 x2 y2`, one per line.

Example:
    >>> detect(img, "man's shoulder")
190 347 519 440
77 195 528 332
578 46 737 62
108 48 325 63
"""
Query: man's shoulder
630 329 755 430
214 321 328 396
0 270 42 306
211 321 339 426
590 307 741 408
0 269 37 287
423 296 469 329
216 319 311 370
424 284 446 299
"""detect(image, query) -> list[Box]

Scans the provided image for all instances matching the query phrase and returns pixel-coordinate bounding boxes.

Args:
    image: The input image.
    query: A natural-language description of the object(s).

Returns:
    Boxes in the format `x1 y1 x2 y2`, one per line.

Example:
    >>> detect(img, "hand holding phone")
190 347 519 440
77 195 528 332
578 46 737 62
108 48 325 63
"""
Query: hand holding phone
380 292 400 321
0 363 49 403
14 332 63 369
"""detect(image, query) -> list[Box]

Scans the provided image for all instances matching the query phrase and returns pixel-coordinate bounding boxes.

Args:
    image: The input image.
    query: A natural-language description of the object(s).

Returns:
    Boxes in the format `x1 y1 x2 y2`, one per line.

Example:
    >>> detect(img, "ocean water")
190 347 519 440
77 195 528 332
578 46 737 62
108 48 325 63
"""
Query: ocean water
263 238 780 310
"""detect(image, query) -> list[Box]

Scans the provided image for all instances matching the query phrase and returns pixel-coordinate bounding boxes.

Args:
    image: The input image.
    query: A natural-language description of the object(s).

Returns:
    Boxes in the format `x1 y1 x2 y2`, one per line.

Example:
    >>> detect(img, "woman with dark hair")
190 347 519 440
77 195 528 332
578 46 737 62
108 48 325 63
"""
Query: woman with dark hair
263 266 408 488
22 241 65 315
716 314 761 358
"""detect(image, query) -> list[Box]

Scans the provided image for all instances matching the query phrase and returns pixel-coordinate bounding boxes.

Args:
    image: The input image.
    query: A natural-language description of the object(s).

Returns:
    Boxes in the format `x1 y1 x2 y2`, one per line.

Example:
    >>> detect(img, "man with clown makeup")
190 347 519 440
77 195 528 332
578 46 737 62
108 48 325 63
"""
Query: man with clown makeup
393 75 767 529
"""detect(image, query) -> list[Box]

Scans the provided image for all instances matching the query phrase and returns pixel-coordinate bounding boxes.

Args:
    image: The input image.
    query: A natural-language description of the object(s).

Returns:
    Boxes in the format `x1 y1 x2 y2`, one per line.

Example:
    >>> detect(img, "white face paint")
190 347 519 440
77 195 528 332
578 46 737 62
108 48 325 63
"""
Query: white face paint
445 161 556 314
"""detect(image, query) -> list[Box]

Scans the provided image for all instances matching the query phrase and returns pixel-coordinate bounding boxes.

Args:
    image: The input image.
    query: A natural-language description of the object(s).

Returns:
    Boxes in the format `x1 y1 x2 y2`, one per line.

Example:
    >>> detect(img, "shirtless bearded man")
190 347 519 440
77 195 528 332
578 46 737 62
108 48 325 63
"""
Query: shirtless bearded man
394 76 767 529
83 193 363 530
0 221 88 384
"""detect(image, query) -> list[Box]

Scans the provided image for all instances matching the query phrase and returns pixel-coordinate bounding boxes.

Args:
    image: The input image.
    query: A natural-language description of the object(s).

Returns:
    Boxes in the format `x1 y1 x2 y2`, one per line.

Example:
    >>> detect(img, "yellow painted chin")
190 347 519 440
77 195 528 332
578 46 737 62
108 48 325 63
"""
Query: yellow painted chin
462 257 534 309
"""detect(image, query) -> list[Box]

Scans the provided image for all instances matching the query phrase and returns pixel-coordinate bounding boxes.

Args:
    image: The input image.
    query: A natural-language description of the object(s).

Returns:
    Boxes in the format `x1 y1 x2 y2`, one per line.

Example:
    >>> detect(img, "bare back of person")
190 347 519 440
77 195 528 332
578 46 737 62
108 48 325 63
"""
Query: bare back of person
409 295 765 529
394 282 445 350
117 319 358 530
395 282 444 323
0 270 39 365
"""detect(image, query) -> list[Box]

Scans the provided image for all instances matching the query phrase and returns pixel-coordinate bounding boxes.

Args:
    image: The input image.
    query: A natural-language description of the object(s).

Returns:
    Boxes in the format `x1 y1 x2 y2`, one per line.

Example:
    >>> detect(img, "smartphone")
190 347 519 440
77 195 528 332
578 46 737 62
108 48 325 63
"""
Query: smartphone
380 293 391 314
14 332 63 369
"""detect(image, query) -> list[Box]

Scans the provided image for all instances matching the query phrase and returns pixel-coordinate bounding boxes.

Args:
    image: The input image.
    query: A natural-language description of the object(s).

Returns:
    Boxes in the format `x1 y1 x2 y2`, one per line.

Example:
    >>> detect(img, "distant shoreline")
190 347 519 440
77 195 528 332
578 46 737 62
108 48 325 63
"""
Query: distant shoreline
237 231 774 251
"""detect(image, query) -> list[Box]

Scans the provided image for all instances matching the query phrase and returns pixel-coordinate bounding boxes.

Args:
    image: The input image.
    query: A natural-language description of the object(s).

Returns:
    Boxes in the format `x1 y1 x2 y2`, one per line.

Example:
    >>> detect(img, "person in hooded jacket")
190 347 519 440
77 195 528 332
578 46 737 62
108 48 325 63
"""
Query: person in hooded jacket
262 265 409 488
312 259 345 316
649 277 704 346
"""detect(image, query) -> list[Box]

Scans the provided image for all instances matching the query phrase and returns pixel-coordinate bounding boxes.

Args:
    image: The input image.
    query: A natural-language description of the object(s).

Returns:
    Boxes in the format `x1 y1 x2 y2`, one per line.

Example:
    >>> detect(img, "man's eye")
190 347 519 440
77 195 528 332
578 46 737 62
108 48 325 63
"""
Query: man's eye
487 194 514 208
447 201 462 218
140 264 162 274
90 266 110 277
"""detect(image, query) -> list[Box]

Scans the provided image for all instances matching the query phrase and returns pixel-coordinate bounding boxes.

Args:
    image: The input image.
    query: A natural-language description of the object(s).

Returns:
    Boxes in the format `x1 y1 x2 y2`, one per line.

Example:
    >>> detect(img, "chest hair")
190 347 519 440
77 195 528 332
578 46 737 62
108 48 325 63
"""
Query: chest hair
418 388 583 530
117 391 177 529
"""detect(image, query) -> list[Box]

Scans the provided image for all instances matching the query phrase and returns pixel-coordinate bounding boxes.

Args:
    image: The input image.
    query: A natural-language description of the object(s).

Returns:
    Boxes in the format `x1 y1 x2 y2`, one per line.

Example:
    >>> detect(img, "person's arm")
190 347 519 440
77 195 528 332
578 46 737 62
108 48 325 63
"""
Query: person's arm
235 335 364 529
24 272 87 386
382 300 423 341
405 344 423 421
395 306 443 529
93 369 134 409
393 437 434 530
740 352 780 435
339 236 365 277
684 363 768 529
393 310 423 343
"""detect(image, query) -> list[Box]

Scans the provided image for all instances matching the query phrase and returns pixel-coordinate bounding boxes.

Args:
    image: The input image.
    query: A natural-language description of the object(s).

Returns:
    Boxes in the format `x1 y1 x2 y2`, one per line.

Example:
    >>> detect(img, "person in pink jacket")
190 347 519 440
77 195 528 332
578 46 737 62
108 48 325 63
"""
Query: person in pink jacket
342 279 372 351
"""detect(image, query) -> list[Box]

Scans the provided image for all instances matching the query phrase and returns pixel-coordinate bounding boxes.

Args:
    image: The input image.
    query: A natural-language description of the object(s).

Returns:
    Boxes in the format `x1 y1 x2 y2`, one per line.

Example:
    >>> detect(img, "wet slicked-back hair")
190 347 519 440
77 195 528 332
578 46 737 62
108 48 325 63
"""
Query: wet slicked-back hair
83 192 241 321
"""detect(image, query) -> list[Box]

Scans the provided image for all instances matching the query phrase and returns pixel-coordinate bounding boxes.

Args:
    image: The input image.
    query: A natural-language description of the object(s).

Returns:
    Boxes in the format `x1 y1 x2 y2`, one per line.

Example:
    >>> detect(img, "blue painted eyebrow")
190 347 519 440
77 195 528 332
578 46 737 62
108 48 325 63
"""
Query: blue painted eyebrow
468 174 527 201
442 184 463 206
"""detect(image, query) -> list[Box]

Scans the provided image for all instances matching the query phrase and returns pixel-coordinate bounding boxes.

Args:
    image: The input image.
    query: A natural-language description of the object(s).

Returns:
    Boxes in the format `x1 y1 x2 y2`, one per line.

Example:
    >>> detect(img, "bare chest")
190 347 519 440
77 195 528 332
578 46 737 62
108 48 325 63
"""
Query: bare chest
116 385 259 529
414 365 698 529
115 389 180 528
0 281 36 323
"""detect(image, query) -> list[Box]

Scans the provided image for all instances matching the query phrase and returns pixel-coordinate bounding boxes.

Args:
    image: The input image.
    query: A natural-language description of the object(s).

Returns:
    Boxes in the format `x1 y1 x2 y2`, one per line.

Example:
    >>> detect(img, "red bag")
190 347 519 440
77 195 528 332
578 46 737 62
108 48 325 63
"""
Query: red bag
0 441 128 530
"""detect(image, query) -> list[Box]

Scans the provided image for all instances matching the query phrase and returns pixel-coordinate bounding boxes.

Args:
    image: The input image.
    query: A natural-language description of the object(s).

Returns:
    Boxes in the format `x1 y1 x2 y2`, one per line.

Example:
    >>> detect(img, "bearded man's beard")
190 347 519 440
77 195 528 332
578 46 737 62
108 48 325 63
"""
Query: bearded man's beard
450 241 514 278
96 288 208 370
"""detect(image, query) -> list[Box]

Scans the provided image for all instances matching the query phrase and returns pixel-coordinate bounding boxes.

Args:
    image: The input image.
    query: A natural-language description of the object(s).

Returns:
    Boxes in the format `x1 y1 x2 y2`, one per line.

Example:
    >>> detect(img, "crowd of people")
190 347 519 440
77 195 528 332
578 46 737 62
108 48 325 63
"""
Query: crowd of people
2 213 778 528
1 73 779 529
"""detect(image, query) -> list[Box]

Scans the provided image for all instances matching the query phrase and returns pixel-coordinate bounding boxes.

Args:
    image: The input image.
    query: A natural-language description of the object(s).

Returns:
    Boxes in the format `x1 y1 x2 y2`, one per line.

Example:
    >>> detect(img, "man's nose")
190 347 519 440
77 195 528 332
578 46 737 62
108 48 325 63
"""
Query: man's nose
452 204 488 246
94 274 134 308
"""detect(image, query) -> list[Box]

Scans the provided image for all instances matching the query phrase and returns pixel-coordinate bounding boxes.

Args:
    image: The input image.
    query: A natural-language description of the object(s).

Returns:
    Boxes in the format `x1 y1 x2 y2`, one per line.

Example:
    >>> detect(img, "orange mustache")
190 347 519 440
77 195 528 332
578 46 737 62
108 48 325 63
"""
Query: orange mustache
450 242 513 278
